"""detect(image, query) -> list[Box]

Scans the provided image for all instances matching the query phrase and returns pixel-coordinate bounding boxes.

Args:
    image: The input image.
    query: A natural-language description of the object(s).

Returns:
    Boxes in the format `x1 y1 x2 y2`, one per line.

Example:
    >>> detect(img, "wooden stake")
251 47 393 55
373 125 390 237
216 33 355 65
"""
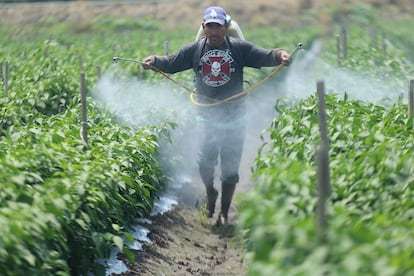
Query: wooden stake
164 40 170 55
336 34 341 66
382 32 387 60
409 79 414 118
80 72 88 149
341 22 348 60
369 24 377 49
317 81 329 142
96 66 102 79
316 80 331 244
112 45 116 58
4 61 9 96
79 55 84 72
137 65 143 80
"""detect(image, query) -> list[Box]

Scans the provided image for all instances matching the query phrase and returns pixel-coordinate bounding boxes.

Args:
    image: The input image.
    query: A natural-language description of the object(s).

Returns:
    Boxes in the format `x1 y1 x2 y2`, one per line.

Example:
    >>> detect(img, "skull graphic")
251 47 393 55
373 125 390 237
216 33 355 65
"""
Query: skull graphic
201 49 233 87
211 61 221 77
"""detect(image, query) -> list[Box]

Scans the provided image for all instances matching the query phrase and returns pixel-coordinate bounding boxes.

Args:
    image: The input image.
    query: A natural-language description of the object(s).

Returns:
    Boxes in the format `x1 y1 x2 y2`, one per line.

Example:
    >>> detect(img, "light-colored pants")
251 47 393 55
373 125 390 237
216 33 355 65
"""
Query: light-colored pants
198 120 245 186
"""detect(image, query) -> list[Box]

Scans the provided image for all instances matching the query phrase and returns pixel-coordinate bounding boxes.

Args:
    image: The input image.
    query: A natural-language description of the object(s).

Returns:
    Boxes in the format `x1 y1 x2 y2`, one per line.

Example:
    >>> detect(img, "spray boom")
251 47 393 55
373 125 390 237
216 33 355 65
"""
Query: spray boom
112 56 146 65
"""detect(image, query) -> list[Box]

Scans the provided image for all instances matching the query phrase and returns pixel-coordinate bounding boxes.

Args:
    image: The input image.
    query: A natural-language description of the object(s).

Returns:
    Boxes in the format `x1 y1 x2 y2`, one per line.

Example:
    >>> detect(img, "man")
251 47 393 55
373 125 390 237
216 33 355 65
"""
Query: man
195 14 245 40
143 6 291 224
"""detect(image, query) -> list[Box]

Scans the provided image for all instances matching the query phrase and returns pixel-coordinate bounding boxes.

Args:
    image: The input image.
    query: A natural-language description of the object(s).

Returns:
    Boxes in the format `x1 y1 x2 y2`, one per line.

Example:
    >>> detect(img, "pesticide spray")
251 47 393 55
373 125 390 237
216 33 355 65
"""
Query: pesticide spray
92 64 204 206
93 43 302 202
93 39 407 275
283 40 406 103
93 40 406 202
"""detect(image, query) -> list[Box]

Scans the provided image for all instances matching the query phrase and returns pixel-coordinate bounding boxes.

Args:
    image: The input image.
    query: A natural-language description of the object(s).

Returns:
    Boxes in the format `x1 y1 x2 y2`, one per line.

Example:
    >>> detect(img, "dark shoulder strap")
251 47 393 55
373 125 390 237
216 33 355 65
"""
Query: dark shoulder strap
193 37 207 72
225 36 243 65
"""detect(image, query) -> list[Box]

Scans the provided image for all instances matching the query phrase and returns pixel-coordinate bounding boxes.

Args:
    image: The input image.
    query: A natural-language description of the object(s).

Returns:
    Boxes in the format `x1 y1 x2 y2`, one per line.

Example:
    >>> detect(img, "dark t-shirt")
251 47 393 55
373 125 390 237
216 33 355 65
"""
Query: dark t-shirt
154 36 282 124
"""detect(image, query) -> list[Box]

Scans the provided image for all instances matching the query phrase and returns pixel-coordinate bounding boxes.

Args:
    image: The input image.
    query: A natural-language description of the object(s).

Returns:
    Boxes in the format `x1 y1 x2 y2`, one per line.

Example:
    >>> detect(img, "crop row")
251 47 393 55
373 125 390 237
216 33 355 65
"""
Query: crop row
237 93 414 275
235 13 414 275
0 32 172 274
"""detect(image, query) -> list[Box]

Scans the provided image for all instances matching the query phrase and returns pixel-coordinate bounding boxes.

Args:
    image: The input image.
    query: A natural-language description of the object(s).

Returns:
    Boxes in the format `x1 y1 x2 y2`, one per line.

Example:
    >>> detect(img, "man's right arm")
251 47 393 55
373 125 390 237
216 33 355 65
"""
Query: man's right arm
142 42 197 74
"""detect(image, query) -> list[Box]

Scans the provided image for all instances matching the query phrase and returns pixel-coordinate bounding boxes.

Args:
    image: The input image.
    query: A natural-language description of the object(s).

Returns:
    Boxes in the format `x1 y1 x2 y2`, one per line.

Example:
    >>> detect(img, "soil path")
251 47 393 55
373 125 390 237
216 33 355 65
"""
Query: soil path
122 203 248 276
117 165 256 276
117 112 269 275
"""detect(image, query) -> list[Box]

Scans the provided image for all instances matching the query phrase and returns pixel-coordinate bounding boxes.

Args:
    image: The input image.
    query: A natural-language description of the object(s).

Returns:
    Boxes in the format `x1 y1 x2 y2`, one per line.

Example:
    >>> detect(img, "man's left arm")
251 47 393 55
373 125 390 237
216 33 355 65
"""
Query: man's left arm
261 48 291 66
240 41 291 67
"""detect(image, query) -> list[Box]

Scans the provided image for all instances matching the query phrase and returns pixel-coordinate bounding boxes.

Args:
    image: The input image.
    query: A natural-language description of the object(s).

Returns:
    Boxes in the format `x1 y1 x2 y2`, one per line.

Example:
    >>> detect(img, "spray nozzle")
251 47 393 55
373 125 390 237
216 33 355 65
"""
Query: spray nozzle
113 57 119 64
290 42 304 60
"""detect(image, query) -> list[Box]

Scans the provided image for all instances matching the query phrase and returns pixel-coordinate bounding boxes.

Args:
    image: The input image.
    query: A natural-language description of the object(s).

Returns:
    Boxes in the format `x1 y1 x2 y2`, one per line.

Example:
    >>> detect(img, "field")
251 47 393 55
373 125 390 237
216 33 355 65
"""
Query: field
1 0 414 275
1 0 413 30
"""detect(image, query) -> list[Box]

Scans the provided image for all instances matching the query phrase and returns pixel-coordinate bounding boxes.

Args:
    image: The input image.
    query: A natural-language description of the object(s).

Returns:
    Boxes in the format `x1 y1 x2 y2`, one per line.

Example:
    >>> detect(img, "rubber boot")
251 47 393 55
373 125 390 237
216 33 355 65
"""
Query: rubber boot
206 186 218 218
200 166 217 218
220 182 236 224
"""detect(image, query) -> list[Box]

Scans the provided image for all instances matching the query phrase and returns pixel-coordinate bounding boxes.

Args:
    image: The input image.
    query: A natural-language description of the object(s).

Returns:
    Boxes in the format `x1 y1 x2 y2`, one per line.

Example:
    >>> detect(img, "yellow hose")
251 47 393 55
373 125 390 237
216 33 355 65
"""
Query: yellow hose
190 63 285 107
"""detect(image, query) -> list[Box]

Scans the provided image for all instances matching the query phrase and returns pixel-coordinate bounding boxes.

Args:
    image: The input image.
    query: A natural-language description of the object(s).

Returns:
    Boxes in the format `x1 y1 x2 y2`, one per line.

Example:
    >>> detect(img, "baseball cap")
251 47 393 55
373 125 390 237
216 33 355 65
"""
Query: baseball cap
203 6 227 25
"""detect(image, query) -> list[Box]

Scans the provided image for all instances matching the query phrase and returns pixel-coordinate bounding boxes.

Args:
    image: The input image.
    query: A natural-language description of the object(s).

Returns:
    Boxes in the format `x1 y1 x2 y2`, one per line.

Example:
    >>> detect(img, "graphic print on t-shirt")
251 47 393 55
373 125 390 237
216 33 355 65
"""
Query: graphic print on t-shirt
200 49 234 87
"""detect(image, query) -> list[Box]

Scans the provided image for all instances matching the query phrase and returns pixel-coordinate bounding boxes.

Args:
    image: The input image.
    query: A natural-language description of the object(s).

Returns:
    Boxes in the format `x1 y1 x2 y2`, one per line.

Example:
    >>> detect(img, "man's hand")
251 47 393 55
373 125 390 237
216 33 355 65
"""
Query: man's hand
277 50 291 65
142 55 156 69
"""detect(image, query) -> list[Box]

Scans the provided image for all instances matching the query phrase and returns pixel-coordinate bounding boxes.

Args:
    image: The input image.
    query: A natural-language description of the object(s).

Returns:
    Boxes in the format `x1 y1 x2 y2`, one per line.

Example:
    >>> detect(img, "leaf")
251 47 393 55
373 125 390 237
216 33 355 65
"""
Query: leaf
75 219 88 231
124 232 134 244
123 247 136 262
11 174 26 185
21 248 36 266
112 223 121 232
112 235 123 251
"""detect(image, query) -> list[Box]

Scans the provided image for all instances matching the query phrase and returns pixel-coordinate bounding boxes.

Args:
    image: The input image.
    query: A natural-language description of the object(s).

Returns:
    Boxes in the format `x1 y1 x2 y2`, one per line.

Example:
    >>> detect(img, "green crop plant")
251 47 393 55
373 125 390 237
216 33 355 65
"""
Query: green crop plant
237 93 414 275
